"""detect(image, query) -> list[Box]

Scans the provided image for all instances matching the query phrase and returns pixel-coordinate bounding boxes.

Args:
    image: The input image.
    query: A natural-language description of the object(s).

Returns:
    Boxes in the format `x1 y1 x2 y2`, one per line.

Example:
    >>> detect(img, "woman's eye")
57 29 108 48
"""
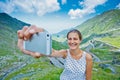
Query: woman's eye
68 38 71 40
74 38 78 40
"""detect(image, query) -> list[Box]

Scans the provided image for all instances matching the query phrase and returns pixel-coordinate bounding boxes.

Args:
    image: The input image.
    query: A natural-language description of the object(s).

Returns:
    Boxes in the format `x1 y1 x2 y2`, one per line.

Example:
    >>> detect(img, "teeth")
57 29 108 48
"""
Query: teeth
70 44 76 46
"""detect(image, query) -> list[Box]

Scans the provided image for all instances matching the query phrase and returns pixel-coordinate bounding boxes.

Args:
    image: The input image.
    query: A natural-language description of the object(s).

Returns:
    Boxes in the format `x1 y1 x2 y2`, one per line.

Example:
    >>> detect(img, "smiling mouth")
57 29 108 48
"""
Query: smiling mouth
69 43 77 47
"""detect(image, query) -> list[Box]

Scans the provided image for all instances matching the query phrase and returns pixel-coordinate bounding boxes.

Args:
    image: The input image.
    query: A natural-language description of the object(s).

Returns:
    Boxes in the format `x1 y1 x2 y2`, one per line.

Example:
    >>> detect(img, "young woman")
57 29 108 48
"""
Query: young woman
17 25 93 80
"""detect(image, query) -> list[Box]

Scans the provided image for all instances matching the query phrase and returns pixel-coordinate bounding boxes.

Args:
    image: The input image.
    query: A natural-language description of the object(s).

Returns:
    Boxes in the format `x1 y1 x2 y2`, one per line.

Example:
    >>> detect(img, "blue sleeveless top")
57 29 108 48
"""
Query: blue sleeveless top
60 49 86 80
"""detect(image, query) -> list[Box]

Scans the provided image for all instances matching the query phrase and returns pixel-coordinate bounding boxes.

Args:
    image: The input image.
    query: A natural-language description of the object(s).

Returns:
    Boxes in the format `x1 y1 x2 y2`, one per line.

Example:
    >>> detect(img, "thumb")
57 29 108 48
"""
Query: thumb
34 52 42 58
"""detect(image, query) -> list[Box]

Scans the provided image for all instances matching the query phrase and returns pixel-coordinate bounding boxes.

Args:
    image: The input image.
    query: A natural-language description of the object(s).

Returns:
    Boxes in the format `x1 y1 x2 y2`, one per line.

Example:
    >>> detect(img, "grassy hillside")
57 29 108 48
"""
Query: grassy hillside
0 11 120 80
0 13 27 79
52 40 68 50
76 9 120 37
98 28 120 48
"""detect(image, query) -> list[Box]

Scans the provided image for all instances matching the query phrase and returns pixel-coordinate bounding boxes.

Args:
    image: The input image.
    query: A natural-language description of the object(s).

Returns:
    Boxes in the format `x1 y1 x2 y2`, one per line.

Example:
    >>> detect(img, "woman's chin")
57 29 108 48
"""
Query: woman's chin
69 47 77 50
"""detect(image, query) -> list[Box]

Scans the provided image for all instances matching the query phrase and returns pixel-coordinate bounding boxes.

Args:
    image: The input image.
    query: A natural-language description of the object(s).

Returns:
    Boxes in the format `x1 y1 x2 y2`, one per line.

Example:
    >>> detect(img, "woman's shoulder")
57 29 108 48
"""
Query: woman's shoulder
84 52 92 61
59 49 68 58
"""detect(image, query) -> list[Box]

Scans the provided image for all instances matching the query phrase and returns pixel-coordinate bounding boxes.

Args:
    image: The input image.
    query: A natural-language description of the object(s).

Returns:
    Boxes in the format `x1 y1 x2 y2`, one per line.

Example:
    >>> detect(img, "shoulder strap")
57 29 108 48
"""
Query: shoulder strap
82 51 87 58
67 49 70 56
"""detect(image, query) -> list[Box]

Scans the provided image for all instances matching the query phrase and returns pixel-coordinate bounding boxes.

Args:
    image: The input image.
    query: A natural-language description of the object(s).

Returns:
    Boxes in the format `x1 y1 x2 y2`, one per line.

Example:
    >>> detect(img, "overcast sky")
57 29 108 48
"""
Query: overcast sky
0 0 120 33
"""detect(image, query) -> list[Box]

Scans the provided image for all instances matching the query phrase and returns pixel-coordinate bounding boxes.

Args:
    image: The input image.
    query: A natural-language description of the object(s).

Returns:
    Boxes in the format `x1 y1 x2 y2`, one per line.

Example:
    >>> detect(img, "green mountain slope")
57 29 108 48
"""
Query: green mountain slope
0 13 29 31
53 9 120 48
76 9 120 37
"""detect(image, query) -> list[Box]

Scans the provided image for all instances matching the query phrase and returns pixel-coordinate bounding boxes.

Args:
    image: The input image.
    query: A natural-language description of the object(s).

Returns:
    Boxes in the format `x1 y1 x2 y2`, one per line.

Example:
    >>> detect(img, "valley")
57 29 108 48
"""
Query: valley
0 9 120 80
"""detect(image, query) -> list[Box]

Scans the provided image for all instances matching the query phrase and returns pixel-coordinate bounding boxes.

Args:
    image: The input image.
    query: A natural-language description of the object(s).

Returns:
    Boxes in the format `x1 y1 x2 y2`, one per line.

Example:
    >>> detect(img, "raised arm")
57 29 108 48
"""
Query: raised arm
50 49 67 58
17 25 67 58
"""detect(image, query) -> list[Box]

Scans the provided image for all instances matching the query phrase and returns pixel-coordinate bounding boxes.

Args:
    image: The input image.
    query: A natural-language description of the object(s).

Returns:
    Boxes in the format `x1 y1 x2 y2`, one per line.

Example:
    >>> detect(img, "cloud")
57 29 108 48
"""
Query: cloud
0 0 60 16
68 0 107 19
13 0 34 13
61 0 67 5
0 1 14 14
116 3 120 9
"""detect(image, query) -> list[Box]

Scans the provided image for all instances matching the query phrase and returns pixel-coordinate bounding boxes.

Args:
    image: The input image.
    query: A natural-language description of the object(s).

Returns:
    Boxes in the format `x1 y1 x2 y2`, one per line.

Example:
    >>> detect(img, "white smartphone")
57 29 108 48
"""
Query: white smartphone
24 32 52 55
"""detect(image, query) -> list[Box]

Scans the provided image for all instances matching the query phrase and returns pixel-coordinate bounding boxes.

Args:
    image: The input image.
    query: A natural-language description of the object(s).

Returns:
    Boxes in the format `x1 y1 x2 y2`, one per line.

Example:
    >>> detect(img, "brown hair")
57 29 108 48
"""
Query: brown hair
67 29 82 40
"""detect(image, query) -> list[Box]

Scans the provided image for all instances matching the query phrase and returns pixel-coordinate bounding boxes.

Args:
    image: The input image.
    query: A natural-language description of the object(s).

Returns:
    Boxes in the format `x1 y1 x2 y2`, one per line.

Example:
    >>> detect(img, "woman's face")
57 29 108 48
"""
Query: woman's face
67 32 81 50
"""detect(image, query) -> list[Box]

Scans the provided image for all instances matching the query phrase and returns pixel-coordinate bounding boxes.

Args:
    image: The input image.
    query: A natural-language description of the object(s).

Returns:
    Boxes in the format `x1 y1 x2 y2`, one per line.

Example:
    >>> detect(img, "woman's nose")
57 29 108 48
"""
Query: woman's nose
70 39 74 43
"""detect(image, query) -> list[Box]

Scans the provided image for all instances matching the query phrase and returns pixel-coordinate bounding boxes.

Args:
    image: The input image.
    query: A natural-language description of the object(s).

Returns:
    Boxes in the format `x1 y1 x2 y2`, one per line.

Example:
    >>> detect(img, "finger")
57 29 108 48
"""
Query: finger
22 26 29 40
17 30 23 39
34 26 44 33
22 49 41 58
24 25 44 40
17 39 24 50
34 52 42 58
23 26 35 40
22 26 29 33
23 27 31 40
29 25 44 34
17 26 28 39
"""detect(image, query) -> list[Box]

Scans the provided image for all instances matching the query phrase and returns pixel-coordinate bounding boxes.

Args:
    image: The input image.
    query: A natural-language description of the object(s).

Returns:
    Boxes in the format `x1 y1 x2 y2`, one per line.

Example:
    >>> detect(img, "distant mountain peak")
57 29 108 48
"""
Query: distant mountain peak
0 13 30 31
0 13 11 18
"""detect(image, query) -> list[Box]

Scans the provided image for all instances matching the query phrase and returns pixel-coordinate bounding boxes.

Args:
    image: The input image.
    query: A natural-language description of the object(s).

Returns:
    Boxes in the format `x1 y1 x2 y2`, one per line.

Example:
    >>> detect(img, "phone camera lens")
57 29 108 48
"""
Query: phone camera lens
47 34 49 37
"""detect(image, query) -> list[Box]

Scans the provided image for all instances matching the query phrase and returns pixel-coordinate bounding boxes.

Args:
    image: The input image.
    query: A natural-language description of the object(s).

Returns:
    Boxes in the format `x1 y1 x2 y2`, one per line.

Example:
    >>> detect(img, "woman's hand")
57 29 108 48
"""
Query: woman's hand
17 25 44 58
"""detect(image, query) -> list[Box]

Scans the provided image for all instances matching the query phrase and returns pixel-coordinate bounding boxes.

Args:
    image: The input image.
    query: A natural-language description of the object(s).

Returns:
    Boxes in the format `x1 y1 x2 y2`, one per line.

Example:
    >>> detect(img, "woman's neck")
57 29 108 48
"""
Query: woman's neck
69 48 82 56
69 48 83 60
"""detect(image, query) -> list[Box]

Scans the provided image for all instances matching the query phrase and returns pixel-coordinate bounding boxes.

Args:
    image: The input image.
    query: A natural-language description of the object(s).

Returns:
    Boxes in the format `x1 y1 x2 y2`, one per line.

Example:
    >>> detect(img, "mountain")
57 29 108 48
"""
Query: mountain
76 9 120 37
52 28 72 42
0 13 30 56
53 9 120 46
0 11 120 80
0 13 29 79
53 9 120 38
75 9 120 48
0 13 30 31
